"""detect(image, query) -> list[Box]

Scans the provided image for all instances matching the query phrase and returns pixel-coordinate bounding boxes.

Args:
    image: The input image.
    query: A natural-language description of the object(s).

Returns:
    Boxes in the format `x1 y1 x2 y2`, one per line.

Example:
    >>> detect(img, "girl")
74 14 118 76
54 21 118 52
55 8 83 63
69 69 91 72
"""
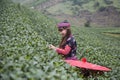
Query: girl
49 20 77 60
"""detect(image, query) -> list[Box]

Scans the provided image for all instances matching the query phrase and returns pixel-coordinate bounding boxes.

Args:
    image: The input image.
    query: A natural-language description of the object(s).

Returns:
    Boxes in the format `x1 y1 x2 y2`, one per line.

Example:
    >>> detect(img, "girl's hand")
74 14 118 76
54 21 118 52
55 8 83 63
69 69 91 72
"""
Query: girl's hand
49 44 57 50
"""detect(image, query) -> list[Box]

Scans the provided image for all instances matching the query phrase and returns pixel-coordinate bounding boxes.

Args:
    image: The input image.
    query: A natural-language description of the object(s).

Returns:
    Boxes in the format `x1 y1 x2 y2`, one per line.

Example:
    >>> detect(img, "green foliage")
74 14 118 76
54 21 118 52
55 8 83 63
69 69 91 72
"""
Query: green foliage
46 1 73 15
93 2 100 8
0 0 81 80
55 0 120 14
12 0 50 7
68 0 90 6
104 0 113 5
29 0 50 7
98 6 106 12
0 0 120 80
84 20 91 27
72 27 120 79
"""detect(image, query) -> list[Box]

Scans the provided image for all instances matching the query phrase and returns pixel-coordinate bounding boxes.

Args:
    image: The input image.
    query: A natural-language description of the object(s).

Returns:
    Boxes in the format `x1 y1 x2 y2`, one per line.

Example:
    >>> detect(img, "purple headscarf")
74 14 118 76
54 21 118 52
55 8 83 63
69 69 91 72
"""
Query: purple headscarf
57 20 71 28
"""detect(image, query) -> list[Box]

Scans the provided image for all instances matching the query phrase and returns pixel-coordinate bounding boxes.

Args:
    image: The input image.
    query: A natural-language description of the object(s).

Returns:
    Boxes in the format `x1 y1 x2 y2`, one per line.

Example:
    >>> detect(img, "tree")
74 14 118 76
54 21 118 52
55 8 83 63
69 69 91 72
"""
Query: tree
93 2 100 8
84 20 91 27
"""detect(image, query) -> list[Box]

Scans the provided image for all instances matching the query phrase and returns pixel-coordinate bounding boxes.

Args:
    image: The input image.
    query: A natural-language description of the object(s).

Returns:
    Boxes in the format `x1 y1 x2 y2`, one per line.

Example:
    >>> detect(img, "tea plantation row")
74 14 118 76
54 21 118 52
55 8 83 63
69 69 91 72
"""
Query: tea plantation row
0 0 83 80
72 27 120 80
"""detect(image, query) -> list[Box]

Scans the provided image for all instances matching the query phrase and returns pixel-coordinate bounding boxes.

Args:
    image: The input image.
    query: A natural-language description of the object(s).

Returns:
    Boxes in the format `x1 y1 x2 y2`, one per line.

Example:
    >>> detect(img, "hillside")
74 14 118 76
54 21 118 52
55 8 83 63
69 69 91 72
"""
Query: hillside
0 0 71 79
13 0 120 27
0 0 120 80
46 0 120 27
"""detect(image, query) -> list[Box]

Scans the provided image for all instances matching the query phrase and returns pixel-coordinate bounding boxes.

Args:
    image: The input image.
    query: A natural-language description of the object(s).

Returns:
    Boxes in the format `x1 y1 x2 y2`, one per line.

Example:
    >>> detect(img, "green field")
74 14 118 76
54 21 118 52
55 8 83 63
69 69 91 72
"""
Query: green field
46 0 120 15
0 0 120 80
12 0 120 12
47 1 73 15
12 0 49 7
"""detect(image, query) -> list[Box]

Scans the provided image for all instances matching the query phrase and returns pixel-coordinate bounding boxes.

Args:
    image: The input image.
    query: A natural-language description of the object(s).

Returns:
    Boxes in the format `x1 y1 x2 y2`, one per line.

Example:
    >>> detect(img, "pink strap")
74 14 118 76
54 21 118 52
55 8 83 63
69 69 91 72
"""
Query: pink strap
56 45 71 55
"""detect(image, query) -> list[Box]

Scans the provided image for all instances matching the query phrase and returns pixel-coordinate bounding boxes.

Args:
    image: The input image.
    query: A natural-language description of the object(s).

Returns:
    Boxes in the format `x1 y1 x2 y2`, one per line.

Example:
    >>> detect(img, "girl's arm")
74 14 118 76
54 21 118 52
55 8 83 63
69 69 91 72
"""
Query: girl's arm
56 45 71 55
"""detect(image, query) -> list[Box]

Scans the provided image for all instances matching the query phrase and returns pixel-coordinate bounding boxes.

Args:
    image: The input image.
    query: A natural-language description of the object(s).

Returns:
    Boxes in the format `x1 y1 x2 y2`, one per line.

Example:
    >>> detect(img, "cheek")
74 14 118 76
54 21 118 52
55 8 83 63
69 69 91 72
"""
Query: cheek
60 30 66 36
63 30 67 34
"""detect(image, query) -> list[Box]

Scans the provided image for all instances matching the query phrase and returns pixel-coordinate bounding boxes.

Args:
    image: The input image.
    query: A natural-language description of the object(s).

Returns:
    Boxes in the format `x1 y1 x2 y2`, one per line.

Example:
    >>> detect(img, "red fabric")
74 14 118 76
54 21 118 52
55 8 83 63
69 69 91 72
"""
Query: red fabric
56 45 71 55
65 60 111 71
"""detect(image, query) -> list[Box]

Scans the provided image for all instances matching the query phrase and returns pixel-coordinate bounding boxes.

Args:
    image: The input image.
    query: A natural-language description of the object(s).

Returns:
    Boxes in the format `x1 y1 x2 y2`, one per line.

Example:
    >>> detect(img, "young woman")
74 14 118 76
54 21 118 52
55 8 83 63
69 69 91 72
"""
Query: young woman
49 20 77 60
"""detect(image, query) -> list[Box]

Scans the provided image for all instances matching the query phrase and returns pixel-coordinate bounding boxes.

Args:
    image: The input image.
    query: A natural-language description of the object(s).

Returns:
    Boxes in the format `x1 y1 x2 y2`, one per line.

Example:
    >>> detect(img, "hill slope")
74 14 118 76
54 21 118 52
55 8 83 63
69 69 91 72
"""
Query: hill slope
46 0 120 27
16 0 120 27
0 0 80 80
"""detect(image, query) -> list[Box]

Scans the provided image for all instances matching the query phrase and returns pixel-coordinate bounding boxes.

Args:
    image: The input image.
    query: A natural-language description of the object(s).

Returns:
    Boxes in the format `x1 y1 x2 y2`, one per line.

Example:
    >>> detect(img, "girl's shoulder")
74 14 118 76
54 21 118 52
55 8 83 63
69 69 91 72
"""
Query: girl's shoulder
66 36 76 47
67 36 75 42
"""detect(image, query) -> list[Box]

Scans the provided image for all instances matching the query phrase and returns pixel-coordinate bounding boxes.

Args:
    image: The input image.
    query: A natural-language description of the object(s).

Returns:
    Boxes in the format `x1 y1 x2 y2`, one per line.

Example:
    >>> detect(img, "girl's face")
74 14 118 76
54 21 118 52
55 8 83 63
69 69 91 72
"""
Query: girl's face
58 28 67 37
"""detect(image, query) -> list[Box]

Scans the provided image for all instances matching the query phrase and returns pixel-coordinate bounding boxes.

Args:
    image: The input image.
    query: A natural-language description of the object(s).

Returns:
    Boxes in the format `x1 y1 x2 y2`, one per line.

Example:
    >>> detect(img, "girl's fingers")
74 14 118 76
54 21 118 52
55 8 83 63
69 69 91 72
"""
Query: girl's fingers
49 44 54 49
49 45 51 48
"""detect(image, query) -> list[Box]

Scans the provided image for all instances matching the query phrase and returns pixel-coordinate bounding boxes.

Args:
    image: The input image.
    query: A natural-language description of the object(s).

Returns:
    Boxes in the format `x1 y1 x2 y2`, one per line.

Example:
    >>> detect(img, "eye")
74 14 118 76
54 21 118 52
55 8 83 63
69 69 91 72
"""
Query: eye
63 26 66 29
58 29 63 32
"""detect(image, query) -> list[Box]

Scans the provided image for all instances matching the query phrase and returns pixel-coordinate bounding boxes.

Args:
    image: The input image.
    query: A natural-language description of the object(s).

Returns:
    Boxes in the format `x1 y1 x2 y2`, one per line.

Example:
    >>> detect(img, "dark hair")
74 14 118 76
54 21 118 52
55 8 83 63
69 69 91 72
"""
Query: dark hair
59 28 71 48
63 20 68 23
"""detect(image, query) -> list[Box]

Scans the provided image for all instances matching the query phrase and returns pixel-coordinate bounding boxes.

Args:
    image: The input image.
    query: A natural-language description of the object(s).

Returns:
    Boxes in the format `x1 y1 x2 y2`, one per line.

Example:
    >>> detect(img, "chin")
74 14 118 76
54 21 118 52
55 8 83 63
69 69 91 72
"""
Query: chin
62 35 66 37
61 33 66 37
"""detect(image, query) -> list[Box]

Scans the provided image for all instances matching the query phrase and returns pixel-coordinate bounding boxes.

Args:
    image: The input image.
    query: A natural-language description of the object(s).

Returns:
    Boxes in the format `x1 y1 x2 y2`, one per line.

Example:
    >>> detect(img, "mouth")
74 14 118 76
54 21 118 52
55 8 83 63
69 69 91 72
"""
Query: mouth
61 33 65 37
